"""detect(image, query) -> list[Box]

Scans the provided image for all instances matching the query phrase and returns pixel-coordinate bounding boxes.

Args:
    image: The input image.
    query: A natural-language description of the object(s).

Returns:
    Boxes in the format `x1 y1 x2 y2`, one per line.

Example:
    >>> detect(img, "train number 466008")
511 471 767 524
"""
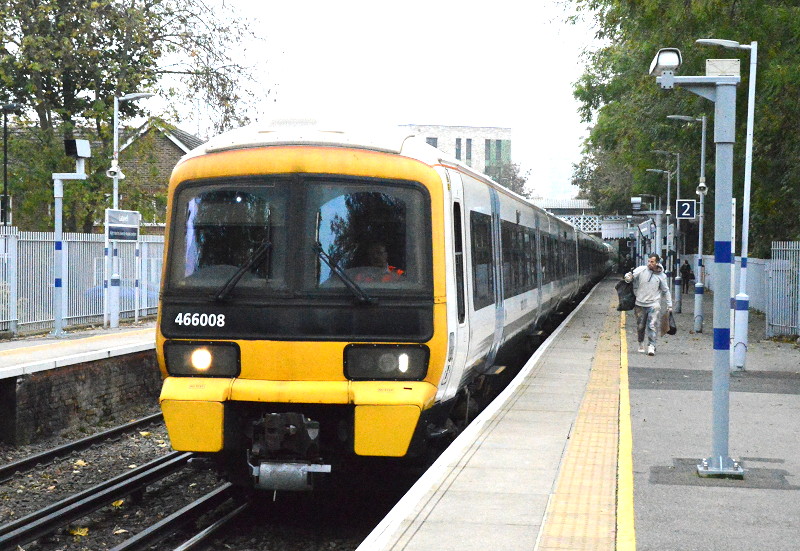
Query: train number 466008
174 312 227 327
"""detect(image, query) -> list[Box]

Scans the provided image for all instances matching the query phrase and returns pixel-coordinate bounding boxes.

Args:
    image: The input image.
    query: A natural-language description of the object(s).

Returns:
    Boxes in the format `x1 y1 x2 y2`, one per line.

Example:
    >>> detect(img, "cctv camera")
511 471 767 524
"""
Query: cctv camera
106 166 125 180
696 178 707 196
649 48 682 76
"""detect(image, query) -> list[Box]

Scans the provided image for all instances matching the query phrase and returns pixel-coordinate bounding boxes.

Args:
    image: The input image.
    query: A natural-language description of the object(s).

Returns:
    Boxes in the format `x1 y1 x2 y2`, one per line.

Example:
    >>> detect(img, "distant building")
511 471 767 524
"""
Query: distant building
534 199 602 234
401 124 511 178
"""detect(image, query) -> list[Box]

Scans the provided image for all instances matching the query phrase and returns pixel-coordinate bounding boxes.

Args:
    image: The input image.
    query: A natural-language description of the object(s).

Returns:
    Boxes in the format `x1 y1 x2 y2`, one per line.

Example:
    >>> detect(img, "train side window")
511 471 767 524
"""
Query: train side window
453 203 466 323
527 229 538 289
470 210 494 310
501 220 534 299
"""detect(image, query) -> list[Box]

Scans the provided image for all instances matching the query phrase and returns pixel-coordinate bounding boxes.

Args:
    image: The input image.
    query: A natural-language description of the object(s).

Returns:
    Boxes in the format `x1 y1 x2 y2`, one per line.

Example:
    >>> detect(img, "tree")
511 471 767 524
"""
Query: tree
491 162 531 198
569 0 800 257
0 0 258 231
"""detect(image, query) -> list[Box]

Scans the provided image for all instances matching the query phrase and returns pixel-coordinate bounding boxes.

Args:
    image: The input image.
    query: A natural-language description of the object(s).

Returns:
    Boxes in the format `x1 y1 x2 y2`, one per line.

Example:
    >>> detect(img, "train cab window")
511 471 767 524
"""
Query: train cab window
169 185 288 290
470 211 494 310
310 183 431 292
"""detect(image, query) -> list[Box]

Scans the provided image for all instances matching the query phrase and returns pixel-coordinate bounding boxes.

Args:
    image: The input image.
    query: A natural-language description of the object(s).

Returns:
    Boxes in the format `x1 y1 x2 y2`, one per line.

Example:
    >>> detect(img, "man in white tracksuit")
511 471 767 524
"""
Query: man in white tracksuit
624 253 673 356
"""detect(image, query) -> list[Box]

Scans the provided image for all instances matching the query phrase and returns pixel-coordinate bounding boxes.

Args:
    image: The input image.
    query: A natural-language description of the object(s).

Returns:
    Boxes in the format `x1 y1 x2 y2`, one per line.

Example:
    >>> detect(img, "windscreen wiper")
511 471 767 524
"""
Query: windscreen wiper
313 242 375 305
212 240 272 301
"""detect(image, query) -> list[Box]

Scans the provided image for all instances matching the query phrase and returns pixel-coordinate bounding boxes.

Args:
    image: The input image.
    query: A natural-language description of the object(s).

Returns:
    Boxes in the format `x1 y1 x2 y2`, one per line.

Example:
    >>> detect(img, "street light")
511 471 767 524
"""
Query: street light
2 103 22 226
668 114 708 332
645 168 672 266
111 92 154 209
697 38 757 371
653 149 683 309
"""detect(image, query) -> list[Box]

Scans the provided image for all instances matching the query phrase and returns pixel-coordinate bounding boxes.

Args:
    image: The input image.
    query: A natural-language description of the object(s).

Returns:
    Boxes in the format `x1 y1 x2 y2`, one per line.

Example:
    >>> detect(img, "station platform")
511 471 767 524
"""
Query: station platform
358 277 800 551
0 322 156 379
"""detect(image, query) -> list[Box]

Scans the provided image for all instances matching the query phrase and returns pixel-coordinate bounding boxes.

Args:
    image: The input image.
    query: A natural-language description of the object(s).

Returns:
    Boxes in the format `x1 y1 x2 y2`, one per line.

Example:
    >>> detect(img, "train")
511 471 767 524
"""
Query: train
156 122 610 491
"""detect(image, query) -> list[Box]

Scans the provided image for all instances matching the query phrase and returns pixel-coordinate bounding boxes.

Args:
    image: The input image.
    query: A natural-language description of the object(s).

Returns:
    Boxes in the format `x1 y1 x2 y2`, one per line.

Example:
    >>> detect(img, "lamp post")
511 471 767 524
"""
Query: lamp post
632 193 663 266
653 149 683 310
650 46 744 478
645 168 672 270
111 92 154 209
2 103 21 226
697 39 757 370
667 114 708 332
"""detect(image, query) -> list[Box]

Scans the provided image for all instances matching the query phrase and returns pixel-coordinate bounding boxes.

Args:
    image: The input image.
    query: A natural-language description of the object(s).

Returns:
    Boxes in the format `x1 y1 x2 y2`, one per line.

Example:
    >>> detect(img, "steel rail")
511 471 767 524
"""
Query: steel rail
170 499 250 551
0 451 192 549
109 483 240 551
0 412 164 482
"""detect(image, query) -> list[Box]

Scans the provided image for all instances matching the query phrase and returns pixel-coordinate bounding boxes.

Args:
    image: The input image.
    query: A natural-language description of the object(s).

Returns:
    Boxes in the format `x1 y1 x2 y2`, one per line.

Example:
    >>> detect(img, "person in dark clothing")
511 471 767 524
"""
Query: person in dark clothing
679 260 692 294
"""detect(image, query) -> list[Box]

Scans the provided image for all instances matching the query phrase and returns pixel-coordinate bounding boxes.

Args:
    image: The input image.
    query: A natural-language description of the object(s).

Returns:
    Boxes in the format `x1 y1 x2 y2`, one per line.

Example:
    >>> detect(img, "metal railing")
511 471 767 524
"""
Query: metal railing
0 227 163 335
679 244 800 339
767 241 800 338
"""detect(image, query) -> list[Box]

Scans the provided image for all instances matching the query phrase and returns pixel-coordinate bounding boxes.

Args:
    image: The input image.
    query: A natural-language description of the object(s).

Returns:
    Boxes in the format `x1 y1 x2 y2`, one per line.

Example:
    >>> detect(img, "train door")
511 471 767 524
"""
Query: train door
438 169 471 402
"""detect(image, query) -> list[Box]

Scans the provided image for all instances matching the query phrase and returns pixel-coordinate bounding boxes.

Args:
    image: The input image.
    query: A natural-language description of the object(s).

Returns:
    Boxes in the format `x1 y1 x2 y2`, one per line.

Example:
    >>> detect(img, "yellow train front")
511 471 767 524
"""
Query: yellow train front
157 125 452 490
156 123 608 491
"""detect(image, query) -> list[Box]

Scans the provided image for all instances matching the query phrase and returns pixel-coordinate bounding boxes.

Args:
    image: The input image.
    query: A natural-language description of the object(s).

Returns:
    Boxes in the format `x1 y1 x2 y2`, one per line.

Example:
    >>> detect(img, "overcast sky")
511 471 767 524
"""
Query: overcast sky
190 1 599 199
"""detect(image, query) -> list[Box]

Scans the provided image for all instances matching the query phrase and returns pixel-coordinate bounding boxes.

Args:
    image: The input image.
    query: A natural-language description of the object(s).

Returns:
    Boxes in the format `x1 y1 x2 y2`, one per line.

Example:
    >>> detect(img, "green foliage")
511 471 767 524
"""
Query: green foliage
491 162 531 198
570 0 800 257
0 0 255 231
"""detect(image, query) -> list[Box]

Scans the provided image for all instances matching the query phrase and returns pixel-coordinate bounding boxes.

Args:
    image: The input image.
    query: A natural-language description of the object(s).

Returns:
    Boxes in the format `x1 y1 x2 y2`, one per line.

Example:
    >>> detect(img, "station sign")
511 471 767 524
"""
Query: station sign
676 199 697 220
105 209 141 241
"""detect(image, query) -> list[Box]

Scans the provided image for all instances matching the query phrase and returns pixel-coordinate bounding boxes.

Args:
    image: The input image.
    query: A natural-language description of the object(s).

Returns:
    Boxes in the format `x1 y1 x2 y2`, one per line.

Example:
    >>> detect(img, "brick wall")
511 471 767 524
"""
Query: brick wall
2 351 163 445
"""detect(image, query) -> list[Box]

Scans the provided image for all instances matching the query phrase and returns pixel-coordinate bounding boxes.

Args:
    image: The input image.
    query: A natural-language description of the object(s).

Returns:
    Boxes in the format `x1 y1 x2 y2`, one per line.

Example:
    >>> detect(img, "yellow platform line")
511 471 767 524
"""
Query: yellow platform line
617 311 636 550
538 300 621 550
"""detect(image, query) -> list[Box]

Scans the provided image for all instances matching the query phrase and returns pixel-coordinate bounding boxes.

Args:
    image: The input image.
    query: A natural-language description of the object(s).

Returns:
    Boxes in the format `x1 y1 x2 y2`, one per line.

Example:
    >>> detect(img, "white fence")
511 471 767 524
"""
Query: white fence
683 241 800 338
0 227 163 335
683 254 769 314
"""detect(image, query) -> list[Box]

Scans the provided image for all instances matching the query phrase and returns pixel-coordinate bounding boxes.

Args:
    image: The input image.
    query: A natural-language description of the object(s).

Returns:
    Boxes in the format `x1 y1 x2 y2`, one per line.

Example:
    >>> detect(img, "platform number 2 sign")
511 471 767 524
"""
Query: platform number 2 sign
676 199 696 220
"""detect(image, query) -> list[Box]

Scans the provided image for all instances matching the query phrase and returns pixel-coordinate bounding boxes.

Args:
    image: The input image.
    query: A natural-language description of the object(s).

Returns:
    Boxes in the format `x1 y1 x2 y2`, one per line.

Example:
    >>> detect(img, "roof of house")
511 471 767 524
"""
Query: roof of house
120 119 205 154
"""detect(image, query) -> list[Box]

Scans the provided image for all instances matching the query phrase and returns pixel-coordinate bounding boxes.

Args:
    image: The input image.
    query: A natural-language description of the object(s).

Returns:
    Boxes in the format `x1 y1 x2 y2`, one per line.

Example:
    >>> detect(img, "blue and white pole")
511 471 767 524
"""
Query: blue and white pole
51 157 88 337
667 114 708 330
52 178 64 337
733 41 758 371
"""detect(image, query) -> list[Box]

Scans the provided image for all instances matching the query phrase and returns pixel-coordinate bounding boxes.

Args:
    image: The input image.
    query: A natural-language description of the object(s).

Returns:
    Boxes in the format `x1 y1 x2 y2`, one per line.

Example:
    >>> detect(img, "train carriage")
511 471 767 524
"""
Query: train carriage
156 122 608 491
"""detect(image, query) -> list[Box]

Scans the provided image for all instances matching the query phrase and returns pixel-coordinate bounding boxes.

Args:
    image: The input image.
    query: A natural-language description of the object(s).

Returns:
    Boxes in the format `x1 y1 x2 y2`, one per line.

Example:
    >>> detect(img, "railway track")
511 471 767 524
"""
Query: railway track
109 483 249 551
0 451 192 549
0 412 164 482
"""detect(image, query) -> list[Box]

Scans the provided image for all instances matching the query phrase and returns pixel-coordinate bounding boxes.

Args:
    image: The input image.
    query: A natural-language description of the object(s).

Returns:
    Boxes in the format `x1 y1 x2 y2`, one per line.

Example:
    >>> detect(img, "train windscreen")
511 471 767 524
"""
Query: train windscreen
167 177 432 298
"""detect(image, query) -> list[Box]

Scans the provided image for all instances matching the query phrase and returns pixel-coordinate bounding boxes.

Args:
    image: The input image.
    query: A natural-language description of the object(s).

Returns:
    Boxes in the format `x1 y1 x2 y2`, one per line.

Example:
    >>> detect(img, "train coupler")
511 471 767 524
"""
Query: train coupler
250 461 332 491
246 412 331 491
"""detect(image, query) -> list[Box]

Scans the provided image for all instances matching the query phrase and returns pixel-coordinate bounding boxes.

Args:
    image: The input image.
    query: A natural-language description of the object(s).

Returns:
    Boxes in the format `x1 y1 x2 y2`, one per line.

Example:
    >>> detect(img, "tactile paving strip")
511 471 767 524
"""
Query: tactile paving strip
537 300 622 550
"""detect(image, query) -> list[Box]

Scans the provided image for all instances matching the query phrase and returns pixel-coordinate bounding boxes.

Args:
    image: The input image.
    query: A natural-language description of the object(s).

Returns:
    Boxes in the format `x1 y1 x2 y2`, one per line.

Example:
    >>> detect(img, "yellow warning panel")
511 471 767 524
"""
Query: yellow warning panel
354 405 420 457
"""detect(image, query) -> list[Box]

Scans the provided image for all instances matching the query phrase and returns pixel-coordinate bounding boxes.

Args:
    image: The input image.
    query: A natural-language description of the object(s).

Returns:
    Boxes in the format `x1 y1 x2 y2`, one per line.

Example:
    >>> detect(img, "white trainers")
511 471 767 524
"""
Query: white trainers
638 344 645 353
647 345 655 356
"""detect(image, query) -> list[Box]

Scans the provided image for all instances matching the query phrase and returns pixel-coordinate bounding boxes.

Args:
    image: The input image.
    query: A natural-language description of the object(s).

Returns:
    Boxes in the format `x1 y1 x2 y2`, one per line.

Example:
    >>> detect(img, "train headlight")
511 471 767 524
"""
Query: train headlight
164 341 240 377
344 344 429 381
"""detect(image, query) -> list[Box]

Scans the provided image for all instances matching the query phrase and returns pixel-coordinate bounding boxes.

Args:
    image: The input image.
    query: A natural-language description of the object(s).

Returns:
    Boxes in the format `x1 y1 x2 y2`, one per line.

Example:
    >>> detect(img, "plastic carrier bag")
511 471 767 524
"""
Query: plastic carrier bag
615 279 636 311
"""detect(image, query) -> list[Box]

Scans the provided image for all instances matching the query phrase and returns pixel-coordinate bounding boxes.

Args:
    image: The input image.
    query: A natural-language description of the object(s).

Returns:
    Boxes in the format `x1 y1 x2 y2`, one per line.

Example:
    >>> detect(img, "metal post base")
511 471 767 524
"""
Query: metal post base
697 456 745 479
